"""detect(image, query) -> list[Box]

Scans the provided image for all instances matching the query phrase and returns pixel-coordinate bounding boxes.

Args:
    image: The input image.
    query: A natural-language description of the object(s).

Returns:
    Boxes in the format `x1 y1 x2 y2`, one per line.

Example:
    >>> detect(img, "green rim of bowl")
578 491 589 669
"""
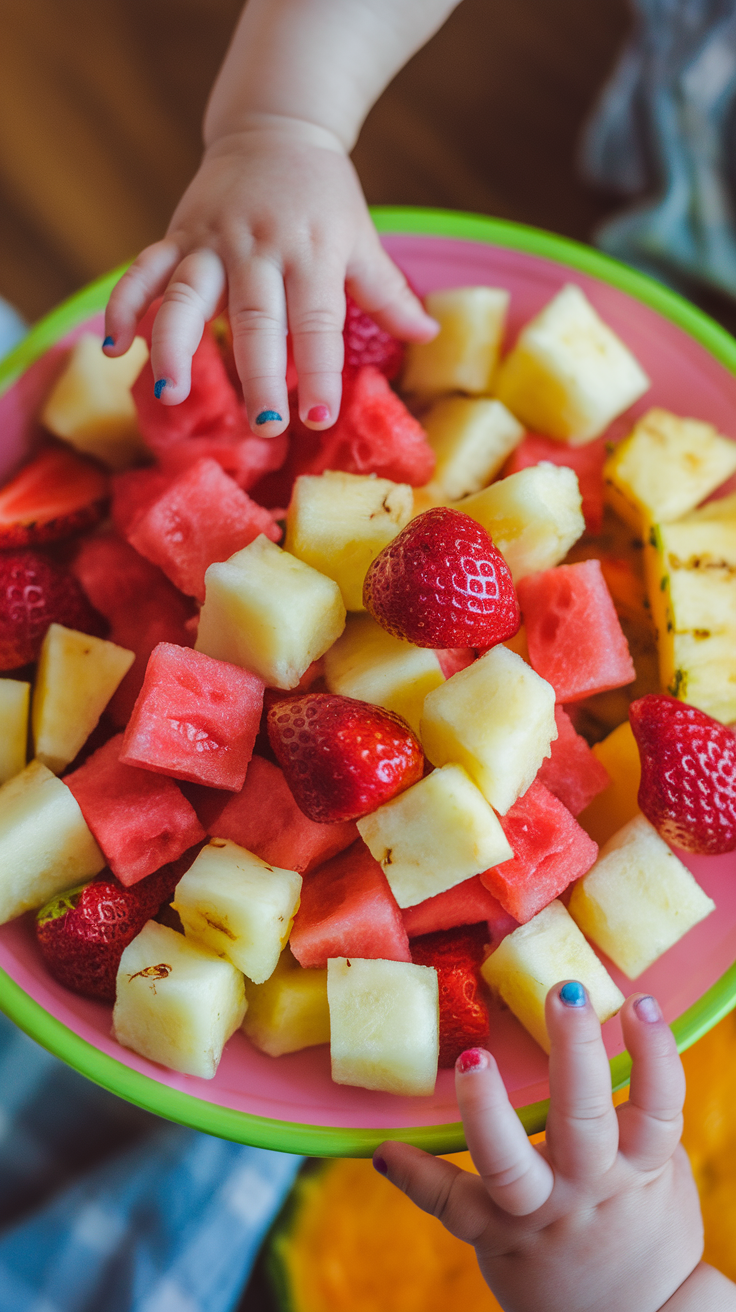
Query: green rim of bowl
1 206 736 1156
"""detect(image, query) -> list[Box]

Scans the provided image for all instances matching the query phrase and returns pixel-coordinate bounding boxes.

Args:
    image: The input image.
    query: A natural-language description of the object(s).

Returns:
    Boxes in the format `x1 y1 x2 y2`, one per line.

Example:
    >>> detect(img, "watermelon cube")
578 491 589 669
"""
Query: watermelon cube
480 780 598 923
411 924 490 1066
120 643 264 791
111 467 173 538
518 559 636 702
401 874 518 947
537 706 611 816
289 839 411 969
504 434 606 534
64 733 205 885
212 755 357 873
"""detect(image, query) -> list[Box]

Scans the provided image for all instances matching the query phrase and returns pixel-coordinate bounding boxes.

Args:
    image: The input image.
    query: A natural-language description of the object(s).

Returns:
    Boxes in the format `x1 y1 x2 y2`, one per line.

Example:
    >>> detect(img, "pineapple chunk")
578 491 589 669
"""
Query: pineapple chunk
323 615 444 736
32 624 134 774
494 284 650 444
356 762 513 908
242 947 330 1056
285 471 412 611
578 720 641 847
481 899 625 1053
456 464 584 582
0 679 30 784
196 535 346 689
113 920 246 1078
327 957 439 1096
173 837 302 984
422 397 524 502
568 815 715 979
41 334 149 470
420 645 556 815
604 409 736 531
402 287 509 397
0 760 105 924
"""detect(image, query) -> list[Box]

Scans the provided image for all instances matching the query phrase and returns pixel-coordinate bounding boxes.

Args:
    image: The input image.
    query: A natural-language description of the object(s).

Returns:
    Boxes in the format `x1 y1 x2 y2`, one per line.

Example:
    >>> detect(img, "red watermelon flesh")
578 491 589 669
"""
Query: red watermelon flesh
289 839 411 969
212 755 357 873
480 780 598 923
435 647 476 680
504 434 605 535
111 467 173 538
410 924 491 1067
64 733 205 886
402 874 518 946
120 642 264 791
178 780 232 833
537 705 611 816
518 559 636 703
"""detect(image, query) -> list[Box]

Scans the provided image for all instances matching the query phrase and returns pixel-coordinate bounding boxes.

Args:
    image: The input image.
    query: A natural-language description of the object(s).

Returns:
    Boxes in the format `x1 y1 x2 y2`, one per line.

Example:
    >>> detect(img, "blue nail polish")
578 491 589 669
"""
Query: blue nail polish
560 980 586 1007
255 409 283 425
102 336 114 348
154 379 168 399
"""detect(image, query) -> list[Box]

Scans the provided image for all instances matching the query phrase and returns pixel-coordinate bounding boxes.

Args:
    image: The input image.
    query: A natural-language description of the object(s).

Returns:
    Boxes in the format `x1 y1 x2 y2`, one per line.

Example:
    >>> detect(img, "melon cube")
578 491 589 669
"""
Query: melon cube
356 763 512 909
0 760 105 924
113 919 246 1078
285 471 412 611
120 642 264 792
422 397 524 502
504 432 606 535
401 874 517 943
481 899 625 1053
327 956 439 1095
568 814 716 979
578 720 642 847
242 948 330 1057
536 706 611 816
41 334 150 470
456 464 585 581
173 837 302 984
494 284 650 444
289 839 411 969
402 287 509 396
323 615 444 736
0 678 30 784
195 536 346 689
420 645 557 815
32 624 134 774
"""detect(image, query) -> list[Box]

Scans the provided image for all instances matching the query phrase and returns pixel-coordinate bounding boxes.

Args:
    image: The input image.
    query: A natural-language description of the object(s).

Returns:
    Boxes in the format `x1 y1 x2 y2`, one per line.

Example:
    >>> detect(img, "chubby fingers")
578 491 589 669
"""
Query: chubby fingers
149 249 227 405
228 254 289 438
372 1142 493 1247
285 261 345 430
617 994 685 1172
348 238 439 343
544 981 620 1181
104 240 181 358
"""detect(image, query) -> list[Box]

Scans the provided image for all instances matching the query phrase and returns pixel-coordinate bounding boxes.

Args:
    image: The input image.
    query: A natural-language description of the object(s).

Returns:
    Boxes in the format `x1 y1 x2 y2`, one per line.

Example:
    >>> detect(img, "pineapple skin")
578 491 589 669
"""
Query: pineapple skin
0 678 30 785
32 624 134 774
456 463 584 582
323 615 444 736
242 948 330 1057
402 287 509 397
327 956 439 1096
41 333 149 471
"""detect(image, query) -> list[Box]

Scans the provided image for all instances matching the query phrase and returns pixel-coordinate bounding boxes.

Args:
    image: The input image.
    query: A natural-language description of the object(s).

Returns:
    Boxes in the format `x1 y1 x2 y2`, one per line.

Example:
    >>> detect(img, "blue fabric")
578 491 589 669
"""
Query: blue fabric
0 298 27 358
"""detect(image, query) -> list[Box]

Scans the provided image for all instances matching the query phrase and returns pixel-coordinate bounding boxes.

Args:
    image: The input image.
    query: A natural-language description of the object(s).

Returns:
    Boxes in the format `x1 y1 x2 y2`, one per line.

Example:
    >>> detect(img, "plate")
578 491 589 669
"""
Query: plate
1 207 736 1157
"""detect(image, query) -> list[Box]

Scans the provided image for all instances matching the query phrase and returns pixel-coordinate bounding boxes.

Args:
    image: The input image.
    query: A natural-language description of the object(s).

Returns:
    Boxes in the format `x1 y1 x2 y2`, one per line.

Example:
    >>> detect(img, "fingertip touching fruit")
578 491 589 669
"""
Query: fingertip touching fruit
343 294 404 380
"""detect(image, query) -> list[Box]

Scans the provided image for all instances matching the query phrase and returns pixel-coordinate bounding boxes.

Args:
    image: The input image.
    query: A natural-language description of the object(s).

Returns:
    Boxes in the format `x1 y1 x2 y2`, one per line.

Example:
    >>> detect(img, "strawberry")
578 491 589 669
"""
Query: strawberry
629 694 736 854
343 294 404 379
267 692 424 822
0 446 108 549
410 923 491 1067
363 507 520 648
0 549 105 670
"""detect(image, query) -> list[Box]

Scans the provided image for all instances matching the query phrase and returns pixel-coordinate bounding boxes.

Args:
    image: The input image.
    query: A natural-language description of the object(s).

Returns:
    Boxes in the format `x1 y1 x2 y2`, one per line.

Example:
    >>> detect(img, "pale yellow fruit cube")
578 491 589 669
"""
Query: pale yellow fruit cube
481 899 625 1053
578 720 641 848
32 624 134 774
196 535 346 688
402 286 509 397
495 284 650 443
41 334 149 470
323 615 444 736
0 760 105 924
242 948 330 1056
356 762 512 908
420 645 556 815
328 957 439 1096
568 815 716 979
422 397 524 502
285 471 412 611
456 463 584 581
114 920 246 1079
0 679 30 784
173 837 302 984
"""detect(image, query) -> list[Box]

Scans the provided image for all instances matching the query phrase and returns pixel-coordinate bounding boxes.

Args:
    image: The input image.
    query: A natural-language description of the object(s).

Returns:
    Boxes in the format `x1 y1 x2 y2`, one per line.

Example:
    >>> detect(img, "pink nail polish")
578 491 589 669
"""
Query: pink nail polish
634 995 662 1023
307 405 330 423
456 1048 490 1074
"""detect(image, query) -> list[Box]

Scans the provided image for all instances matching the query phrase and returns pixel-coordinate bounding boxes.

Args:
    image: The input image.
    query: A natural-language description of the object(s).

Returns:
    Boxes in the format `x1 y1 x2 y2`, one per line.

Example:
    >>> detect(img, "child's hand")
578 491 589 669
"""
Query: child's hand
376 984 736 1312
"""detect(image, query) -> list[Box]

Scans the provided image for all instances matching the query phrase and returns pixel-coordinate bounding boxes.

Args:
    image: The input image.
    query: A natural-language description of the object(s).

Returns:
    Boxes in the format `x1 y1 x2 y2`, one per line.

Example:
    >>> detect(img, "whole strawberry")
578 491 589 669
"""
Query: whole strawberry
363 507 520 648
267 692 424 822
343 293 404 379
0 549 104 670
410 923 491 1067
629 694 736 854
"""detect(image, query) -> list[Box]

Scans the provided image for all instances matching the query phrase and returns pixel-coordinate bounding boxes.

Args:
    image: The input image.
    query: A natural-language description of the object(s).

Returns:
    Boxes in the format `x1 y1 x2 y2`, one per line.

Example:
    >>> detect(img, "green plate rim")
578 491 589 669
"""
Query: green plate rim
1 205 735 1154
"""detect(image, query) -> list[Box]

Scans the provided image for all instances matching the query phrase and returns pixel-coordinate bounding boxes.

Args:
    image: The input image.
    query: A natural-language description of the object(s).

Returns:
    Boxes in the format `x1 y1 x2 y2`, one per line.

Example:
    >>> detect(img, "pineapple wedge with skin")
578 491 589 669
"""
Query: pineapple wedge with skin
285 471 412 611
455 464 584 582
173 837 302 984
356 762 513 909
402 287 509 397
481 899 625 1054
323 614 444 736
568 814 716 980
32 624 135 774
242 947 330 1057
578 720 641 848
41 334 149 471
327 956 439 1096
196 535 346 689
0 679 30 784
114 920 246 1079
420 645 557 815
494 284 650 444
422 397 524 503
0 760 105 924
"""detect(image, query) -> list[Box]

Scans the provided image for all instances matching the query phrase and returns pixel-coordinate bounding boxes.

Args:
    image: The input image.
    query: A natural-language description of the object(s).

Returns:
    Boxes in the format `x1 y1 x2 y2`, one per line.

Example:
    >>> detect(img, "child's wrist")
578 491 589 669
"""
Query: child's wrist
203 111 347 157
657 1262 736 1310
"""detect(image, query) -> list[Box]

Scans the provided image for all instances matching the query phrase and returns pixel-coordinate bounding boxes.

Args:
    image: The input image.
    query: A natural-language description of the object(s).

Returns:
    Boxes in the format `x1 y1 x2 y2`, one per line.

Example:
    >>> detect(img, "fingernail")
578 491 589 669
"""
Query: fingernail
634 994 662 1023
255 409 283 425
559 981 587 1007
307 405 330 423
373 1155 388 1176
456 1047 490 1074
102 336 114 348
154 379 168 399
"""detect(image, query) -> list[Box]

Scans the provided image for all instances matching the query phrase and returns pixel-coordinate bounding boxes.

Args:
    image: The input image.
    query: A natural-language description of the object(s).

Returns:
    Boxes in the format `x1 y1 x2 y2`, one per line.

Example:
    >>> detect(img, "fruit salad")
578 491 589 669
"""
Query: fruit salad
1 279 734 1097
